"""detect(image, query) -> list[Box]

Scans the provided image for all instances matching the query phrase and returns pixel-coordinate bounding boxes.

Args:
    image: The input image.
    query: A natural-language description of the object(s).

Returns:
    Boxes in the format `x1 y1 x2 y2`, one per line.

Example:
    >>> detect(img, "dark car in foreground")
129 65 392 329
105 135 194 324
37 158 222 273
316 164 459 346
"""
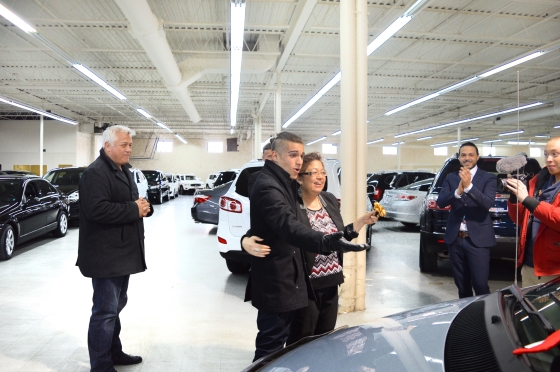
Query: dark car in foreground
419 154 542 272
367 170 435 203
243 278 560 372
0 175 69 260
191 181 233 225
142 170 170 204
43 167 86 221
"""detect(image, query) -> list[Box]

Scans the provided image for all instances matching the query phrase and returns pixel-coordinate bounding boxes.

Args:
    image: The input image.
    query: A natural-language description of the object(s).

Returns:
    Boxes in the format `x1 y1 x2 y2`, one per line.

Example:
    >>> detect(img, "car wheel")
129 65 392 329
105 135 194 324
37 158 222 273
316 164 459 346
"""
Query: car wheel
175 190 179 198
53 212 68 237
226 259 251 274
179 186 184 195
157 190 163 204
419 240 438 272
0 225 15 260
206 184 210 189
401 222 417 227
164 191 170 201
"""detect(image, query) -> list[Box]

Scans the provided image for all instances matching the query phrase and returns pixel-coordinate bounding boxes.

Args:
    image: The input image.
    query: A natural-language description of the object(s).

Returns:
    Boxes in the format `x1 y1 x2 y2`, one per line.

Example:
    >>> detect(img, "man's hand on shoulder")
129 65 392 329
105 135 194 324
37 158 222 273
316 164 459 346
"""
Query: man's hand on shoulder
135 197 150 218
321 231 369 254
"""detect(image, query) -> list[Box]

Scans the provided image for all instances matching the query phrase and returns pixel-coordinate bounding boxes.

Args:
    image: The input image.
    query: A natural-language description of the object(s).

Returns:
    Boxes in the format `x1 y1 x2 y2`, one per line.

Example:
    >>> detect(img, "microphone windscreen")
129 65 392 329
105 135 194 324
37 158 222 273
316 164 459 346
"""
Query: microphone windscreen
496 154 527 174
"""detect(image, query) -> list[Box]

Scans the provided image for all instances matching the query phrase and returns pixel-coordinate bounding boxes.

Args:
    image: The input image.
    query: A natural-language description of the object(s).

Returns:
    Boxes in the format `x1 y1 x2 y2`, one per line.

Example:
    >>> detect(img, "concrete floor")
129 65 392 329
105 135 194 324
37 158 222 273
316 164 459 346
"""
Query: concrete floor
0 195 519 371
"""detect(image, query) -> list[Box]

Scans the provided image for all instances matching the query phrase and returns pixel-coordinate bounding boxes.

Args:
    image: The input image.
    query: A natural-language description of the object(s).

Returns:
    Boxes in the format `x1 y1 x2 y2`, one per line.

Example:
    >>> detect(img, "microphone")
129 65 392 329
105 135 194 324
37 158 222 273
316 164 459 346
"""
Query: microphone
496 154 527 174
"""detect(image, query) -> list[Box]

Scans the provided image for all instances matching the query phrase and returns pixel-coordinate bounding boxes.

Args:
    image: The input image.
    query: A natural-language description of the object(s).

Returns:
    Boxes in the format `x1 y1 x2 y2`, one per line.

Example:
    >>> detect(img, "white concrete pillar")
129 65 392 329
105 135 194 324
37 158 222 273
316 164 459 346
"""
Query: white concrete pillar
275 73 282 133
254 115 262 159
339 0 368 313
40 115 44 176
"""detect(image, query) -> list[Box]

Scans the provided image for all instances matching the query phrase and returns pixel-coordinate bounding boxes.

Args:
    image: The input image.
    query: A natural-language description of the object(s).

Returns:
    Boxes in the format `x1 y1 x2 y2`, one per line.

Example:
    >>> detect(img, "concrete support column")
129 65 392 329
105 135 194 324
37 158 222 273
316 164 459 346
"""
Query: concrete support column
254 115 262 159
40 115 44 176
339 0 368 313
275 73 282 133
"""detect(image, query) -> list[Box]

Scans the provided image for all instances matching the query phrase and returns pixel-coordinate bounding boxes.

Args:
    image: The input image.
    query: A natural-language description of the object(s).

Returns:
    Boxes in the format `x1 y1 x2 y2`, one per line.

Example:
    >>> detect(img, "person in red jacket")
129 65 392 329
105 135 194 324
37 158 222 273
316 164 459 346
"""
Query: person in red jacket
506 137 560 286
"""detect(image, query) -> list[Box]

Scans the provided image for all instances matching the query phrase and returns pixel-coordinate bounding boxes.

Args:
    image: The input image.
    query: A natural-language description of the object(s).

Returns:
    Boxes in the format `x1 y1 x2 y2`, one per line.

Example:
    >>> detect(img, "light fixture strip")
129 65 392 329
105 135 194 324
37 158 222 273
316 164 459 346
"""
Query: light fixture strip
136 108 151 119
480 52 545 78
483 139 502 143
367 138 384 145
73 64 126 100
0 3 36 33
230 1 246 128
332 130 342 136
499 130 525 136
306 136 327 146
417 136 432 141
156 122 172 133
175 134 188 144
394 102 544 138
0 96 77 125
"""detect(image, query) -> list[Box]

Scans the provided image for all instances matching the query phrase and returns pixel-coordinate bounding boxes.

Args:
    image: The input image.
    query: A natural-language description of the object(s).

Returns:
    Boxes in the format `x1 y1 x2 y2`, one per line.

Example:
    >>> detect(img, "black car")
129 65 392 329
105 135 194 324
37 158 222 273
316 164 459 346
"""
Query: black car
419 154 542 272
43 167 86 221
191 181 234 225
367 171 435 203
142 170 170 204
0 175 69 260
0 170 37 176
213 170 239 188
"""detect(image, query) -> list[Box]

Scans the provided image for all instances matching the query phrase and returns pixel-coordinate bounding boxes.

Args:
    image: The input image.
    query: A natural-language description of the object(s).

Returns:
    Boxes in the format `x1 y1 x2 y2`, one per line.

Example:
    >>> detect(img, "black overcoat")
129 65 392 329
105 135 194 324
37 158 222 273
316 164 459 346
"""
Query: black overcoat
77 149 152 278
245 160 328 313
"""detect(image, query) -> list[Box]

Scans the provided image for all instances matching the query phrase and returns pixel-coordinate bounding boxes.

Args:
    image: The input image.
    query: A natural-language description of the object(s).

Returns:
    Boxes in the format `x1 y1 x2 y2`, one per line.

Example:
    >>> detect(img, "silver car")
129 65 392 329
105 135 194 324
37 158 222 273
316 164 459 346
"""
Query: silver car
243 279 560 371
380 178 433 227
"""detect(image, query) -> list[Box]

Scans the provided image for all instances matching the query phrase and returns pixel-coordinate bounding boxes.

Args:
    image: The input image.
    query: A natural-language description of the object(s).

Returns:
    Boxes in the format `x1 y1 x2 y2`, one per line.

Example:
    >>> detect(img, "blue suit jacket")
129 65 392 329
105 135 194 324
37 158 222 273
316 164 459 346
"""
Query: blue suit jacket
436 168 497 247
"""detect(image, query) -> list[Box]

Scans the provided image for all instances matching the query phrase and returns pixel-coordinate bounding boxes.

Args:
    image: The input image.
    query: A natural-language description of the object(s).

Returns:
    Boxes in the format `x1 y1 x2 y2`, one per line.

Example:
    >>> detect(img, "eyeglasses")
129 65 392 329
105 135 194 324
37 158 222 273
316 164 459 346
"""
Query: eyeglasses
301 170 327 177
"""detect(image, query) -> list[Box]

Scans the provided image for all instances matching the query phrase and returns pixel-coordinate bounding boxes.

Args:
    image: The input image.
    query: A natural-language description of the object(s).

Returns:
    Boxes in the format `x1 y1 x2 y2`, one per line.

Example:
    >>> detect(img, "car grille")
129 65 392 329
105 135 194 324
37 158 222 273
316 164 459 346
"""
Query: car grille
444 300 501 372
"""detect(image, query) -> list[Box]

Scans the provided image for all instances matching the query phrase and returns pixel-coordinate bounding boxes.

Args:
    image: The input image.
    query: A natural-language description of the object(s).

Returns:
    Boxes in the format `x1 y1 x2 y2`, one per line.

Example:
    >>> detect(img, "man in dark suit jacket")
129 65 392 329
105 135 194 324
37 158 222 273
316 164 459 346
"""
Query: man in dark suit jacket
247 141 273 199
78 125 153 372
437 142 497 298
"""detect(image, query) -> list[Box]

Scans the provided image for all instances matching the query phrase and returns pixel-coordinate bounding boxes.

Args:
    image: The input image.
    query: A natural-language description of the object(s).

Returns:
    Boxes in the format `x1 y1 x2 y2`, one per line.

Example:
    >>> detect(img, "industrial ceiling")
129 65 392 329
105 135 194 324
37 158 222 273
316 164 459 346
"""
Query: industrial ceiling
0 0 559 147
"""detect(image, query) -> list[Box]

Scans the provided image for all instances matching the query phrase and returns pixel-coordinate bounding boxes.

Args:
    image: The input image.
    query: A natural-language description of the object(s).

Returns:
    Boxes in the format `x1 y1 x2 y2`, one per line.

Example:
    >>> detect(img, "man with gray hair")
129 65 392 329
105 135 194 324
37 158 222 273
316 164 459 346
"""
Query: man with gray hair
78 125 152 371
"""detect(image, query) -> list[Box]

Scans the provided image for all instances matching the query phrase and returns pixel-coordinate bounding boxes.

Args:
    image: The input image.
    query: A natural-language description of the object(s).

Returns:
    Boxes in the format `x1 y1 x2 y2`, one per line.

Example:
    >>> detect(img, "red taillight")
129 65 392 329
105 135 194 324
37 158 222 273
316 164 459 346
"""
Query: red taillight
372 189 383 201
437 239 445 244
426 196 450 211
219 196 242 213
194 195 211 203
218 236 227 244
396 194 416 201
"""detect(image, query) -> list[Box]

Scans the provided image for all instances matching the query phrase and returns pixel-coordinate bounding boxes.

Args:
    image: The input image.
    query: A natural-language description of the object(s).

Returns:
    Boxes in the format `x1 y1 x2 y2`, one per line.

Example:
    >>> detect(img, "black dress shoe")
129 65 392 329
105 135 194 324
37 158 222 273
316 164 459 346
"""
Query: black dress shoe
112 352 143 366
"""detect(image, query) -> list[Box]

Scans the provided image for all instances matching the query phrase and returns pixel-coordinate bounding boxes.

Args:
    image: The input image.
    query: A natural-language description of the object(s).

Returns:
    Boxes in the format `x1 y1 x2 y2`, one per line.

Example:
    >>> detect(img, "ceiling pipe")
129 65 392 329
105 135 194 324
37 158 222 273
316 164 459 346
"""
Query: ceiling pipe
113 0 201 123
495 100 560 125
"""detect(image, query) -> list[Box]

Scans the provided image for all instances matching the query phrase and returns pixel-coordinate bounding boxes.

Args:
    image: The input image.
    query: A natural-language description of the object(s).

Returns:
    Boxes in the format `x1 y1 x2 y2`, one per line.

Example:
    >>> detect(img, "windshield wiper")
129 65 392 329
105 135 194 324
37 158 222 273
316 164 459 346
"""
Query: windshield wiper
504 284 555 336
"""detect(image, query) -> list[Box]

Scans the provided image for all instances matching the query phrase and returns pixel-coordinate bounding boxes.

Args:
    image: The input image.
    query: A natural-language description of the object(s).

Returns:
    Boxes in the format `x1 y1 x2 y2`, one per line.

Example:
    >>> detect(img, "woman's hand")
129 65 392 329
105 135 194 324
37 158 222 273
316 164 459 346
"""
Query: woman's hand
241 236 271 257
354 211 379 233
506 178 528 203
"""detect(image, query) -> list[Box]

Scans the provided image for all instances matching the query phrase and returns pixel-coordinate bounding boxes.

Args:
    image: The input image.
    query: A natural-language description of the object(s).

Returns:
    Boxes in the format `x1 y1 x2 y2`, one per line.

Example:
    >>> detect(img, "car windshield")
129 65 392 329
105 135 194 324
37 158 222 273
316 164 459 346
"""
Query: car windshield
143 171 160 182
185 176 196 180
509 281 560 371
0 180 22 206
44 169 84 186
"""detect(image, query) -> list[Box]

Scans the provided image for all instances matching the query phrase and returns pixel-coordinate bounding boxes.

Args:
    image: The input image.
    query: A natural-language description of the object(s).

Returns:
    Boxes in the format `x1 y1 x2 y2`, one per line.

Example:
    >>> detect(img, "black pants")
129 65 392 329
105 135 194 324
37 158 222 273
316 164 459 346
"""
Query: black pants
286 285 338 346
254 310 295 362
449 237 490 298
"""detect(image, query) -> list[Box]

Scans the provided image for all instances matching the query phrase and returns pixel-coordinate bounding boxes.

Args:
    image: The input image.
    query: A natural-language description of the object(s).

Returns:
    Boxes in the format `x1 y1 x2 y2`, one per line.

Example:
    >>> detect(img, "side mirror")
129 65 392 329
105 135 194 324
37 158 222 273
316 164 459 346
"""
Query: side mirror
418 184 431 192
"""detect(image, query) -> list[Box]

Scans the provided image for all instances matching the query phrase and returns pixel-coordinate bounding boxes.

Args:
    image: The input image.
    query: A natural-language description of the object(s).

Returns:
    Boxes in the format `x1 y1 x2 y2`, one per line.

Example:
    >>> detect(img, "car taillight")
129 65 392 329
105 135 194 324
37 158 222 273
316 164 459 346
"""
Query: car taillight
425 195 450 211
194 195 211 203
372 189 383 201
396 194 416 201
219 196 242 213
218 236 227 244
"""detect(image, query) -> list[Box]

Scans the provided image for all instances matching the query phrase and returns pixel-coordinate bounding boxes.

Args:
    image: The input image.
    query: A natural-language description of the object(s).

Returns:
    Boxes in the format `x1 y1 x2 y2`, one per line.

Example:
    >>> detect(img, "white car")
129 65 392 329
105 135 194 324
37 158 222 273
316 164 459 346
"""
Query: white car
205 172 220 189
164 173 180 199
217 158 341 274
177 174 203 195
131 168 148 199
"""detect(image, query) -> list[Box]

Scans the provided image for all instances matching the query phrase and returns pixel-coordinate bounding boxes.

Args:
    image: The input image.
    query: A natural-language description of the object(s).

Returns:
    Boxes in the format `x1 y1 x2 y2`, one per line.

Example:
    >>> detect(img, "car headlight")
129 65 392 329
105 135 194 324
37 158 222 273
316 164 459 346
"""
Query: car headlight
67 191 79 203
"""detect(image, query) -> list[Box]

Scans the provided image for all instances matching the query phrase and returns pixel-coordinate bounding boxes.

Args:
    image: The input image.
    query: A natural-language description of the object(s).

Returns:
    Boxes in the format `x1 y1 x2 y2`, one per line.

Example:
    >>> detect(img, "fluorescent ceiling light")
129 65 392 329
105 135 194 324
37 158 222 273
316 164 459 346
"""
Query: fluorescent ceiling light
332 130 341 136
483 139 502 143
437 76 480 95
230 1 246 128
283 72 341 128
417 136 432 141
508 141 535 145
175 134 188 144
367 16 411 56
0 96 77 125
136 108 151 119
73 64 126 100
307 136 327 145
535 135 550 138
385 92 440 116
0 4 36 33
555 125 560 129
431 138 478 147
480 52 545 78
395 102 544 138
156 122 172 133
392 141 405 145
499 130 524 136
464 138 479 142
367 138 384 145
404 0 428 16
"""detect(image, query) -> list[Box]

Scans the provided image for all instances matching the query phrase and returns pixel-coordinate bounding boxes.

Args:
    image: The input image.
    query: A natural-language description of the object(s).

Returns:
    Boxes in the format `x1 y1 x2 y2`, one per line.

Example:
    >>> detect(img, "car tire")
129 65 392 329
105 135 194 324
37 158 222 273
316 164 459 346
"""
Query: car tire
53 212 68 238
419 240 438 272
0 225 15 260
401 222 417 227
226 259 250 274
164 191 170 201
179 186 184 195
156 190 163 204
206 184 210 189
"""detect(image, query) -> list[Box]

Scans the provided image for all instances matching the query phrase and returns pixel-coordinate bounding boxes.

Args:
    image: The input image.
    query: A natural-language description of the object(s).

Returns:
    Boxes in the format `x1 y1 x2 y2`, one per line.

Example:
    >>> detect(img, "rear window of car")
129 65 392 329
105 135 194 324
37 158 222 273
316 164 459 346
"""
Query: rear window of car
44 169 84 186
235 166 263 197
400 178 434 190
214 171 237 188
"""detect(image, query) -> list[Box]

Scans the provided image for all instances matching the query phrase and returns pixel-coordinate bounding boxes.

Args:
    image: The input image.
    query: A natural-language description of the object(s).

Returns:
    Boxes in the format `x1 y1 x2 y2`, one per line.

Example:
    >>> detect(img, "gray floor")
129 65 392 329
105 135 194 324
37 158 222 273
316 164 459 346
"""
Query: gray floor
0 195 519 371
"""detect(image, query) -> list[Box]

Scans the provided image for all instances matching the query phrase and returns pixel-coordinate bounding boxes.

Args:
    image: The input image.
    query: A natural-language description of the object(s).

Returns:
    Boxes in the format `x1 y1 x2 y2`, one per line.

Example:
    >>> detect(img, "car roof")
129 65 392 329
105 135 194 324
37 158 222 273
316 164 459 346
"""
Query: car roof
46 167 87 173
0 175 39 180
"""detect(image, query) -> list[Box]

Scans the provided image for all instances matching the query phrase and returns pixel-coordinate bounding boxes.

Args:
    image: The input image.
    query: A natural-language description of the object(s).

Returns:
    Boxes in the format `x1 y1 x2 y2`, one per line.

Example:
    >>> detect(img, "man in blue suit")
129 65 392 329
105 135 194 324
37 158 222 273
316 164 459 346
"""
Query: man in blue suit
437 142 497 298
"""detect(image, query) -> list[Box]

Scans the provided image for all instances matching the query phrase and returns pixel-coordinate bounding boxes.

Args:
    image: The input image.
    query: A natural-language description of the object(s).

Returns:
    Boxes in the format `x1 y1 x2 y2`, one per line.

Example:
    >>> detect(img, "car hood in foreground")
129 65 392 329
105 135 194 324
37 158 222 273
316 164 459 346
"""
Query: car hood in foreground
245 296 478 372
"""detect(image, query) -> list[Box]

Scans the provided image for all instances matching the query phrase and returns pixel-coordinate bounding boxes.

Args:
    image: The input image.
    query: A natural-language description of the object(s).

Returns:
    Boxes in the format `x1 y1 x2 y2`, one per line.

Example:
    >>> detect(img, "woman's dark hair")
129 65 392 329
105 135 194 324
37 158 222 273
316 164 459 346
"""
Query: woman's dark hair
299 152 323 176
271 131 303 154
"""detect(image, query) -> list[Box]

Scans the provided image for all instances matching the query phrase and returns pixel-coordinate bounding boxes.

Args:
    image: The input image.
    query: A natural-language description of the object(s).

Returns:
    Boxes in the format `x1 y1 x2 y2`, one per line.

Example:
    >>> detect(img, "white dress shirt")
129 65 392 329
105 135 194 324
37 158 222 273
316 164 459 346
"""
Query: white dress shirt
454 165 478 231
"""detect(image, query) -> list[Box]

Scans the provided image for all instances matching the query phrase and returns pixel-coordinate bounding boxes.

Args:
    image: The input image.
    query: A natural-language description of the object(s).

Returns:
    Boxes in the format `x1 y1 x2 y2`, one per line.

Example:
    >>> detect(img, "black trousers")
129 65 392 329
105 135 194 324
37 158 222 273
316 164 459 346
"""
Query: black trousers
448 236 490 298
254 310 295 362
286 285 338 346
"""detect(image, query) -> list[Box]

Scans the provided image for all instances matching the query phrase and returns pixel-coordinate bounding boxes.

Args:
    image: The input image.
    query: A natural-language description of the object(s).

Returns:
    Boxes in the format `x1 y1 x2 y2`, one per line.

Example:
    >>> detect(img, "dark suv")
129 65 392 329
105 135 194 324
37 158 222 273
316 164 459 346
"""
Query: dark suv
142 170 170 204
418 154 542 272
44 167 86 221
367 171 435 203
